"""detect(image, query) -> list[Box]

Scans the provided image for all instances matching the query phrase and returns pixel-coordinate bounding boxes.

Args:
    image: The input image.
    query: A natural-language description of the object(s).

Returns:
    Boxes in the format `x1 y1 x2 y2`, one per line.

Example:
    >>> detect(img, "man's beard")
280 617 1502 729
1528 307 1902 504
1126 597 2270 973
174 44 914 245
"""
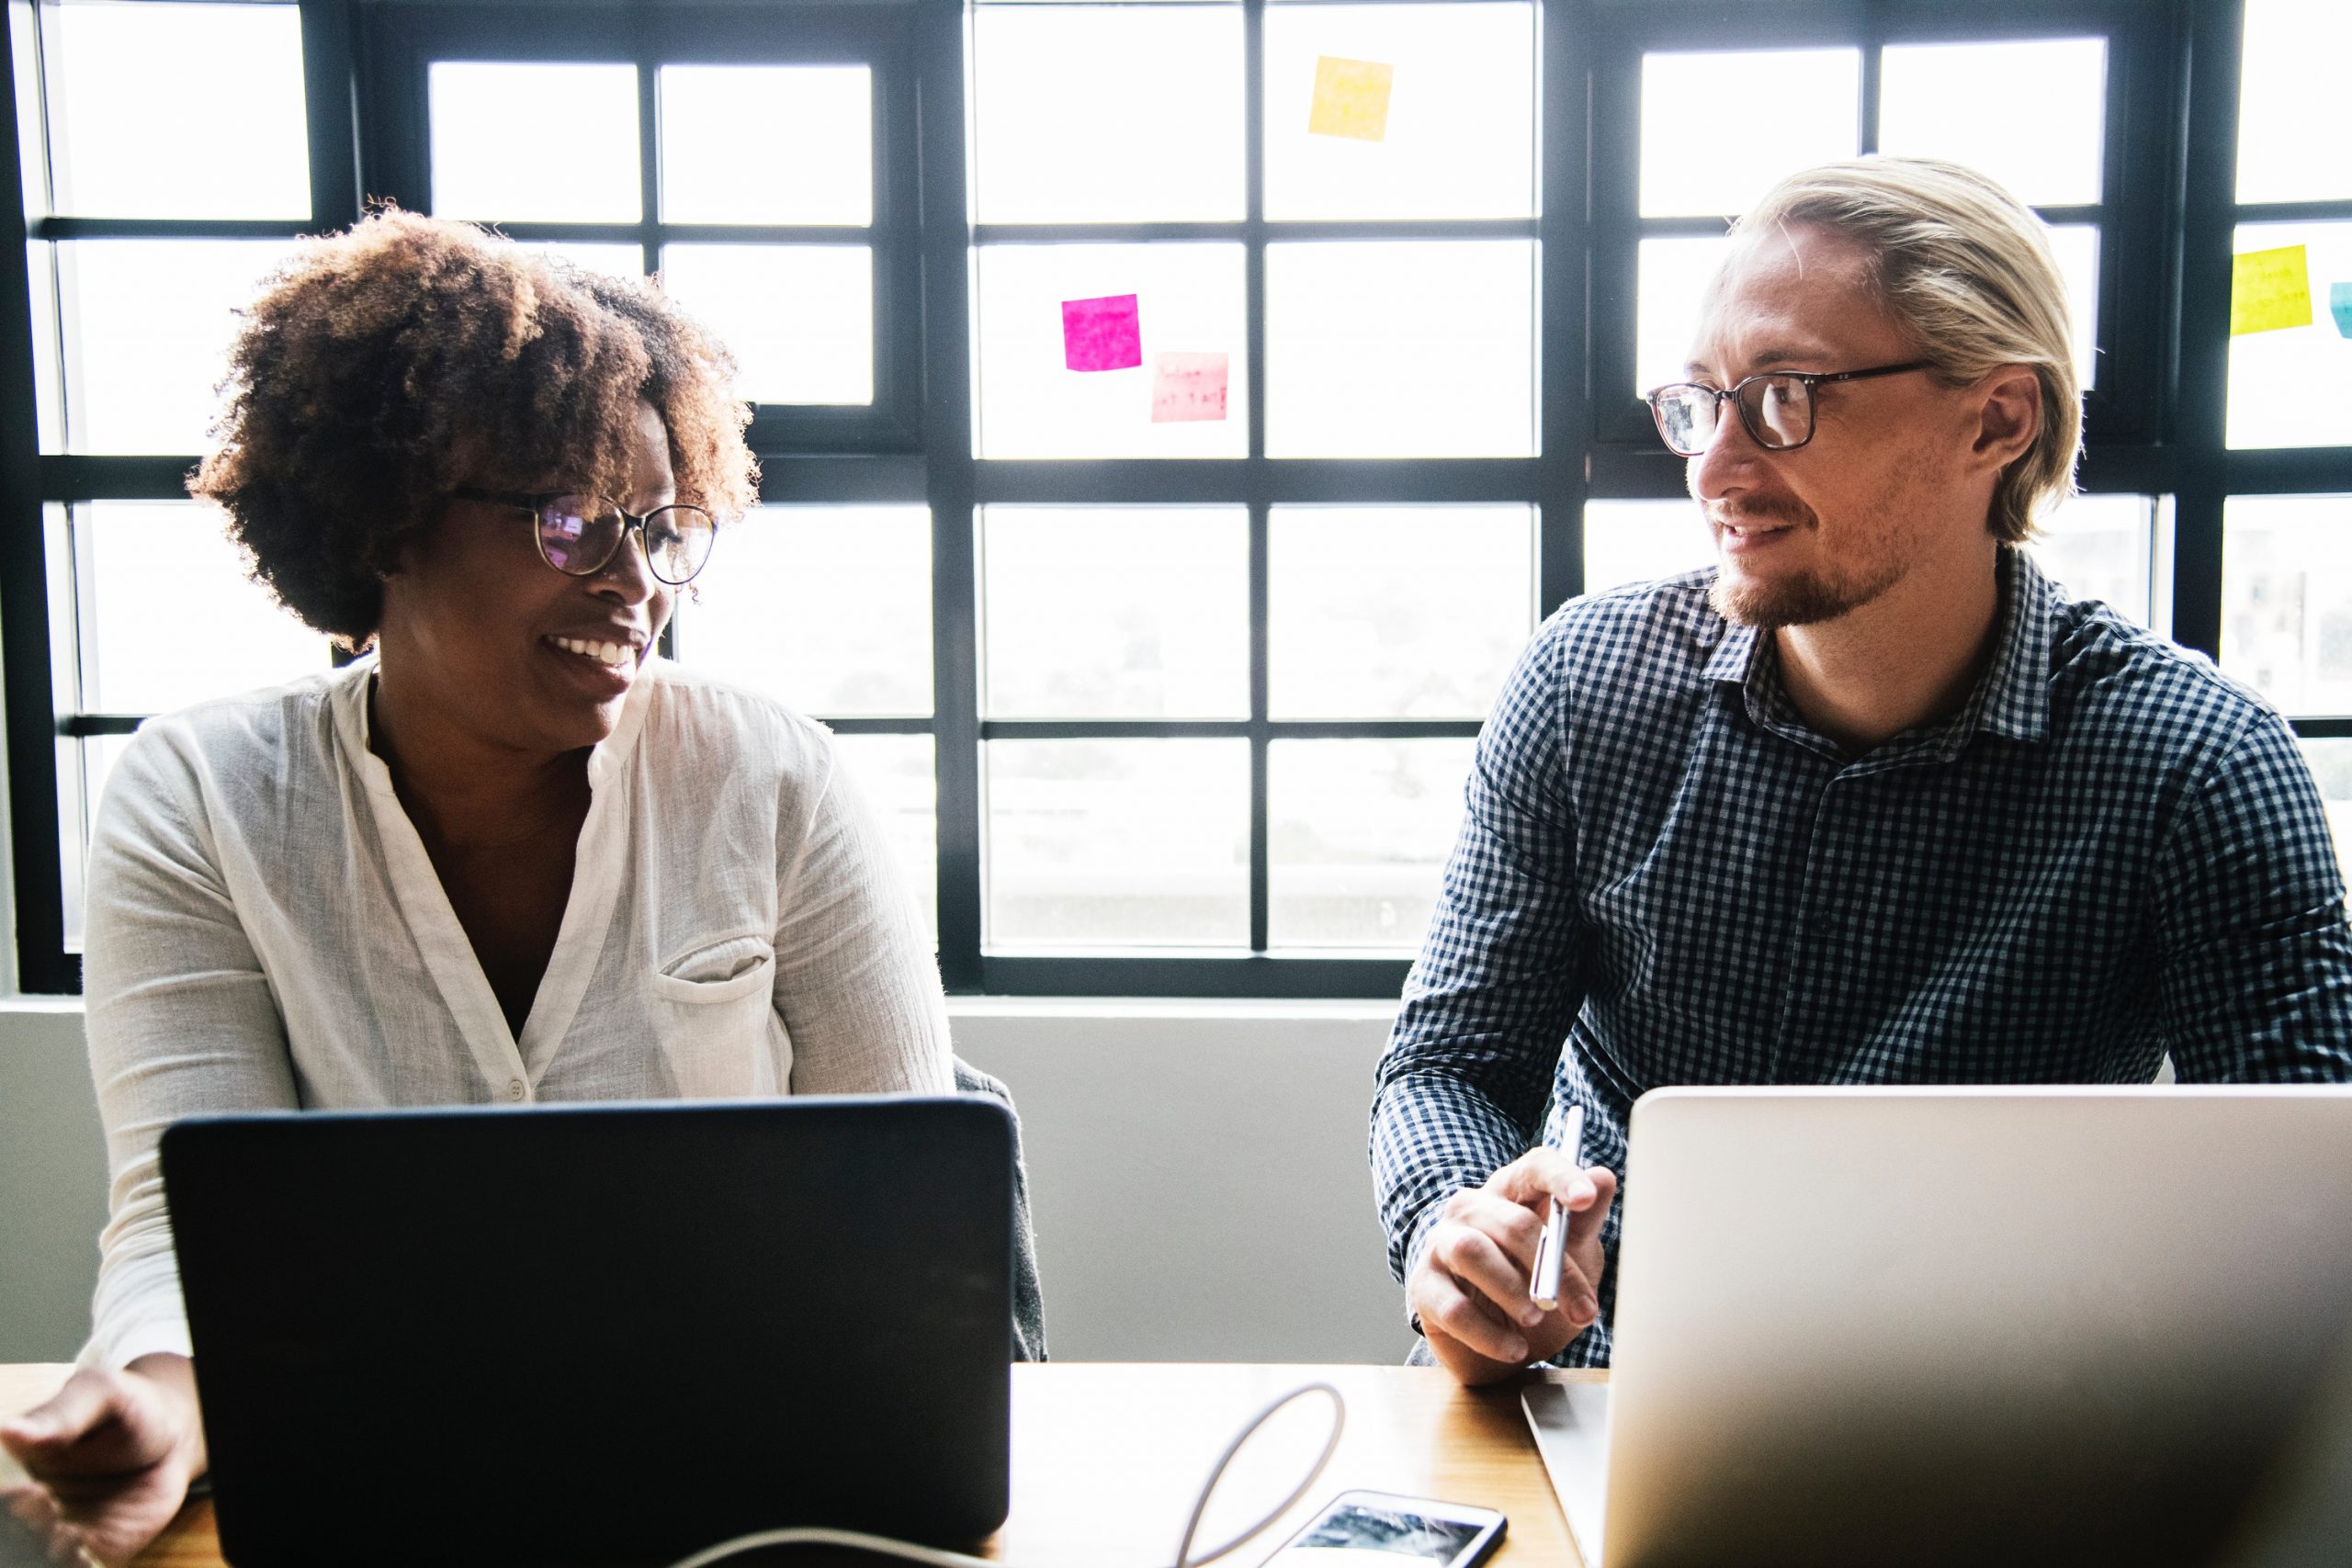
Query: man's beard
1709 560 1895 628
1704 507 1905 629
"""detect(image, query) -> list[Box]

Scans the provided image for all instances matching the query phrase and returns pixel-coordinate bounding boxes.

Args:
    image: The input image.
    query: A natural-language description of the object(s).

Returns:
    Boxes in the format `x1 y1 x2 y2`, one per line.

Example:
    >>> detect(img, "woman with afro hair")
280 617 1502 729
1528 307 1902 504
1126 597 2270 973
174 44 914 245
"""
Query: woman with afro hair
0 209 955 1561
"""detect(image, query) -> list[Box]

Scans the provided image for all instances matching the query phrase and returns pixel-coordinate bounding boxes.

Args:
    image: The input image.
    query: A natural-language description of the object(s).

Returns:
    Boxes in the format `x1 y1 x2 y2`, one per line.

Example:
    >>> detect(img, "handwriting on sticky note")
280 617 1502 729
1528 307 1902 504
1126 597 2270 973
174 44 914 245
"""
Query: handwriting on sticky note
2332 282 2352 338
1308 56 1394 141
2231 245 2312 335
1150 353 1229 423
1062 294 1143 372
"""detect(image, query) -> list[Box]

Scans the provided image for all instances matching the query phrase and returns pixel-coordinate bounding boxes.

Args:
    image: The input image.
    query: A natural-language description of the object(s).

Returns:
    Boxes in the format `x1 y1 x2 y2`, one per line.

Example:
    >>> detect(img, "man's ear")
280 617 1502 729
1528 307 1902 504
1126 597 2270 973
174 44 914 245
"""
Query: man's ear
1970 365 2042 469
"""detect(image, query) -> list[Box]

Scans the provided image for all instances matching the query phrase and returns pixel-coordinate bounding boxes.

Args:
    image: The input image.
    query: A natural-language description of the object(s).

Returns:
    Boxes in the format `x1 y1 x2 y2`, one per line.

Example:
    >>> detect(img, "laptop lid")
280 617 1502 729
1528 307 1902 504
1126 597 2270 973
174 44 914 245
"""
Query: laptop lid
1597 1086 2352 1568
161 1095 1013 1568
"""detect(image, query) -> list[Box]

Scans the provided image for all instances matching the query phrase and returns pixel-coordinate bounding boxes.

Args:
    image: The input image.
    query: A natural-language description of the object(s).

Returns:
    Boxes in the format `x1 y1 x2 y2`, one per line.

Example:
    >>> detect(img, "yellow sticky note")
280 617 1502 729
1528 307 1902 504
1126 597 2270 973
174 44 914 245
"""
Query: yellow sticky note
1308 55 1394 141
2232 244 2313 335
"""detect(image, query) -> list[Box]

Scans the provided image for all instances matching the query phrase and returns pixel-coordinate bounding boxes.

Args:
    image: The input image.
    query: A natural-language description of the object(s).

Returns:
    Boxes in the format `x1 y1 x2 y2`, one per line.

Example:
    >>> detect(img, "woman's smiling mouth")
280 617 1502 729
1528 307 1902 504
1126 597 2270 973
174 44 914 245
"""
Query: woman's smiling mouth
547 635 639 667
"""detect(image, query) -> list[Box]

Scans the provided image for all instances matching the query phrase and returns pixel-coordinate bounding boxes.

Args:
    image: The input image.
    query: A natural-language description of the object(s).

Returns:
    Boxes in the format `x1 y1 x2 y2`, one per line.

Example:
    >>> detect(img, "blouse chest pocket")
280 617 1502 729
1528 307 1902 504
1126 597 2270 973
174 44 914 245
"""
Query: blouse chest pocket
647 933 790 1095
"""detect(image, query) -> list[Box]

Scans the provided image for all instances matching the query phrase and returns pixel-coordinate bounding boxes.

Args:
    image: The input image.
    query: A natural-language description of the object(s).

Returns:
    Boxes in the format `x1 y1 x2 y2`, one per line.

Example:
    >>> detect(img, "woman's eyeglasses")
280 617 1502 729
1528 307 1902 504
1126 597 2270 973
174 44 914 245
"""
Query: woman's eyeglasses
452 488 718 586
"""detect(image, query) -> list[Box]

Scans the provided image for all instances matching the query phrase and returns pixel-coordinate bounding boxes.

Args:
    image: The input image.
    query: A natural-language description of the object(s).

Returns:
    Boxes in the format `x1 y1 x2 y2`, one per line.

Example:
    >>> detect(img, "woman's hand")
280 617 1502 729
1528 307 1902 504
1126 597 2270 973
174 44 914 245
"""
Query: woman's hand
0 1354 206 1566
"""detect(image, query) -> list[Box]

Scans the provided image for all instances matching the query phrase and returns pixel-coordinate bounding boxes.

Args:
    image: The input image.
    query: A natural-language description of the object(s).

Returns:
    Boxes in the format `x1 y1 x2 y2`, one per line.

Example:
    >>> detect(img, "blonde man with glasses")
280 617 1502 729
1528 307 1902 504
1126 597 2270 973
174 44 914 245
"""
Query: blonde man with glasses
1373 157 2352 1387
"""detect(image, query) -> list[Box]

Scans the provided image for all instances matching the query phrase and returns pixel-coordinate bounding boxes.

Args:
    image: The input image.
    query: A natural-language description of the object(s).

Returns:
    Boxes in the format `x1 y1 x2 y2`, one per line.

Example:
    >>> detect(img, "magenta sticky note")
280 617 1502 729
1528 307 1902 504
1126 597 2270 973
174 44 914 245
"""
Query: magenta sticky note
1150 352 1229 423
1062 294 1143 372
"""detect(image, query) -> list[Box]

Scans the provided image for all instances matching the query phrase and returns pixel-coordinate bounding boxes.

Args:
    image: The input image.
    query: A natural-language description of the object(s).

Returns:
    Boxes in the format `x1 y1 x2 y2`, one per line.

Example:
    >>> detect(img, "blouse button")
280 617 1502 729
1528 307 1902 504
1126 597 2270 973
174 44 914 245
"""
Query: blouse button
506 1079 526 1101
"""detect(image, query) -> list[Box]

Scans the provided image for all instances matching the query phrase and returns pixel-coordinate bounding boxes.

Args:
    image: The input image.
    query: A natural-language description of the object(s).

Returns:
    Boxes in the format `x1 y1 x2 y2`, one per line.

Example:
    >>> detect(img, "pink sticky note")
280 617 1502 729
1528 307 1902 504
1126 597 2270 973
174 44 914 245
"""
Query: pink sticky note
1061 294 1143 372
1150 352 1229 423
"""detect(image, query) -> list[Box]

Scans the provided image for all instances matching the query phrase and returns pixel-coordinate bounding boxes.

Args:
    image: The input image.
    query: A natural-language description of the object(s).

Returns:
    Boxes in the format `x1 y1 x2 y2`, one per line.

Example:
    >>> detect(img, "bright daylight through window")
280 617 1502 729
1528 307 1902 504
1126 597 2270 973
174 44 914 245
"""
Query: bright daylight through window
2 0 2346 994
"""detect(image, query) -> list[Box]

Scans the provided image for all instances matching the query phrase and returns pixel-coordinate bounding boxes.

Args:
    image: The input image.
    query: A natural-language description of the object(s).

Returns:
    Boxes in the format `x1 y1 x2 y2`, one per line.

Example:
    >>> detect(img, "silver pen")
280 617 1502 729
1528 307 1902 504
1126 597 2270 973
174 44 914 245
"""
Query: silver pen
1530 1104 1587 1312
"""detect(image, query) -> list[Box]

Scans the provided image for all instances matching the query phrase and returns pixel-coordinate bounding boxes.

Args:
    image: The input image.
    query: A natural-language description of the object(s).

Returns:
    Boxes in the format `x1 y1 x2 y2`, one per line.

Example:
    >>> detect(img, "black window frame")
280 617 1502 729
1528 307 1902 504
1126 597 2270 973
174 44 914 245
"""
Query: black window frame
356 1 929 454
940 0 1573 998
5 0 2348 998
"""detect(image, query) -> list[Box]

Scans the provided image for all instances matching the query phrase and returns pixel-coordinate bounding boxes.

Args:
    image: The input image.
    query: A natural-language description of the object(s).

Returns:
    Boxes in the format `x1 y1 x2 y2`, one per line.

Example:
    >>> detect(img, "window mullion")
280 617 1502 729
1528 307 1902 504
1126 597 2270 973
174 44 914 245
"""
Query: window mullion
1537 0 1589 613
1245 0 1270 954
299 0 363 231
915 0 981 989
2168 0 2245 660
1250 503 1270 954
0 7 72 991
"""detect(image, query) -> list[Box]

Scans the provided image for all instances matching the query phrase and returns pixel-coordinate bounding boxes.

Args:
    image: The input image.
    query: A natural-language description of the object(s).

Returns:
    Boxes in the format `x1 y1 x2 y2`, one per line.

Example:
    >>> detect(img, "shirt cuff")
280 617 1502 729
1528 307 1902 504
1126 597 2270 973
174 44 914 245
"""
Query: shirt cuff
82 1315 195 1371
1399 1201 1449 1337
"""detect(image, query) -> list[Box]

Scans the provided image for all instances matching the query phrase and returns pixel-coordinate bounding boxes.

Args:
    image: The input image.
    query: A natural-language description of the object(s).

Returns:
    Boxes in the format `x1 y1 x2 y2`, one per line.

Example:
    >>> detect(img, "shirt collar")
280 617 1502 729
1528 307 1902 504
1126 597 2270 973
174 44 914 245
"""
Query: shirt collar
334 649 660 796
1969 545 2054 747
1703 544 2055 761
1702 616 1760 686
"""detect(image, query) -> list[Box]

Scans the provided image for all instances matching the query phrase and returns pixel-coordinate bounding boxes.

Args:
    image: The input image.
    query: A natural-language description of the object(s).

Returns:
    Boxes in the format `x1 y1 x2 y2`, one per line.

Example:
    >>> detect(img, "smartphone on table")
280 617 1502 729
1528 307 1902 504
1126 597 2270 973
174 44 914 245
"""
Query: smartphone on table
1259 1488 1507 1567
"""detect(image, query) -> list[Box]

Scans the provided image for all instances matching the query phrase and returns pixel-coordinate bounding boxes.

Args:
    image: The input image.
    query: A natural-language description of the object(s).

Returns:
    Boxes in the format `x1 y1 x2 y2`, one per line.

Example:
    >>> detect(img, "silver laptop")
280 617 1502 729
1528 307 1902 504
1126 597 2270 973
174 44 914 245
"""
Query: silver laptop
1524 1086 2352 1568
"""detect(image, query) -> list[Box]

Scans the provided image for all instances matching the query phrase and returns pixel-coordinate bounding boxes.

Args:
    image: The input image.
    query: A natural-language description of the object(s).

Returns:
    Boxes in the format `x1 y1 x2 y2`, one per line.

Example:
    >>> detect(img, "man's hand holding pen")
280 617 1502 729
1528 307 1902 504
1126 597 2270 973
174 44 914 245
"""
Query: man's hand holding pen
1407 1112 1617 1388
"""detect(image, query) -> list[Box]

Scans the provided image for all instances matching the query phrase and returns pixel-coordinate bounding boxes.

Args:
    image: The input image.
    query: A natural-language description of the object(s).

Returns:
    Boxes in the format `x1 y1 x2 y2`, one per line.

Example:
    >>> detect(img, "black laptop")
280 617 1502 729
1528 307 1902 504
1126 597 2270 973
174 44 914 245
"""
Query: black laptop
160 1096 1014 1567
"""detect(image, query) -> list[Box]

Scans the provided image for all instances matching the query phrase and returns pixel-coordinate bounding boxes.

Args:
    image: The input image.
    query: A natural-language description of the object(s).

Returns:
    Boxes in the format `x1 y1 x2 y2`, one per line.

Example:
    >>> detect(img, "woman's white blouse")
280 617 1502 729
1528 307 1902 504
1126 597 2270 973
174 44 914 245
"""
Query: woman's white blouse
80 655 953 1368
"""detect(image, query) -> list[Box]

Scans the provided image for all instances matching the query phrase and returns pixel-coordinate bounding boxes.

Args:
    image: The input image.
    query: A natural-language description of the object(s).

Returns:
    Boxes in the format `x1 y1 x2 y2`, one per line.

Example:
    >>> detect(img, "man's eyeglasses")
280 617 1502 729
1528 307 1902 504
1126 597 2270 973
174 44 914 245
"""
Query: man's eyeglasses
452 488 718 586
1644 361 1933 457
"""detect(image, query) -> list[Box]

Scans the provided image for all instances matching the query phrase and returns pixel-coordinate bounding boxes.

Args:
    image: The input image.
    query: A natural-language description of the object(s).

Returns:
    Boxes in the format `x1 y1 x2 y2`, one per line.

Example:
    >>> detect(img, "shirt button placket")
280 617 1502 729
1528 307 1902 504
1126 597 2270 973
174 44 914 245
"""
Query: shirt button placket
1773 771 1850 1080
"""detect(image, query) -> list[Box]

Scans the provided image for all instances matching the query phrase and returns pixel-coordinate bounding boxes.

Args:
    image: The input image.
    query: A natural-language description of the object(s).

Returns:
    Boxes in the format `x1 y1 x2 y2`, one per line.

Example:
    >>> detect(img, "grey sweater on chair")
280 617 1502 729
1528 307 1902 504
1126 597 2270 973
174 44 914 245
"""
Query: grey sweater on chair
953 1057 1048 1362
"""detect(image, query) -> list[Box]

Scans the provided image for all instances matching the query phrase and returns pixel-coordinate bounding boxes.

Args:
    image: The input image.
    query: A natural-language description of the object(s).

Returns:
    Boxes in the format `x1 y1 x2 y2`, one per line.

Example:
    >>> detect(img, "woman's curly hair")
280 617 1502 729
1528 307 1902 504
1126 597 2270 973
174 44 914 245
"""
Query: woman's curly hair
192 207 758 645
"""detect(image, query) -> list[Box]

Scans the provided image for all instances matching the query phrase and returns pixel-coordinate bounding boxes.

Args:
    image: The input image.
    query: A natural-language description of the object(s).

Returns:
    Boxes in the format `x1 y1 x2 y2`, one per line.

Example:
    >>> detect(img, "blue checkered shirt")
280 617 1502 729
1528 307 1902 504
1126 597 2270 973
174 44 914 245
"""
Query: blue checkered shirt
1373 547 2352 1368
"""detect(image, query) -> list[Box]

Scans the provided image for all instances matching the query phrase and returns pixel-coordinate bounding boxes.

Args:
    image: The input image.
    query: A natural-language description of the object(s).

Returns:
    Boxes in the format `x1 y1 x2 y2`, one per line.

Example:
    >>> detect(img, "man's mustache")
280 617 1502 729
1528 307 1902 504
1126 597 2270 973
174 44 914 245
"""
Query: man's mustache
1707 495 1812 528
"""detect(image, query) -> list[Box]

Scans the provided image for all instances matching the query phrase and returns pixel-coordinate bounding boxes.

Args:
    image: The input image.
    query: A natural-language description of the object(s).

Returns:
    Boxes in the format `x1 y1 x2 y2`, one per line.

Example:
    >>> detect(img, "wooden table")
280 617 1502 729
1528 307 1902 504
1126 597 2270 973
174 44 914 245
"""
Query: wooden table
2 1362 1599 1567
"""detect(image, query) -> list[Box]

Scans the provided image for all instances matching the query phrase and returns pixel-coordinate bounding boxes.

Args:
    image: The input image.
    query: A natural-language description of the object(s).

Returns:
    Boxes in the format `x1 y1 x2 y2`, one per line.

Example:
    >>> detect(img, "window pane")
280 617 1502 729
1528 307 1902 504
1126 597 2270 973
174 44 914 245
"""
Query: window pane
1580 495 2158 621
974 243 1248 459
1262 3 1534 222
1270 506 1532 719
2237 0 2352 205
53 238 298 455
674 505 930 717
75 502 328 713
982 507 1248 719
2300 739 2352 881
972 7 1243 224
1265 240 1534 458
1269 738 1475 951
430 62 640 222
2044 223 2101 389
2030 493 2155 626
1584 497 1713 598
661 65 871 227
2221 493 2352 716
39 0 309 220
62 731 137 954
27 243 62 450
831 733 937 945
519 241 646 281
660 243 873 406
985 739 1249 948
1636 224 2098 397
1878 39 2105 208
2226 221 2352 450
1640 49 1859 219
1634 233 1734 399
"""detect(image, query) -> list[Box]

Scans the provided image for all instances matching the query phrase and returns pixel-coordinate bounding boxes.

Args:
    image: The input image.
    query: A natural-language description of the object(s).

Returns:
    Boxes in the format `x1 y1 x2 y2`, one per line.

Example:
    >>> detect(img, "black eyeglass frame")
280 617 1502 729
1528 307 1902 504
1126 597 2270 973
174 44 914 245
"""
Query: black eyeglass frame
1644 360 1937 457
450 486 720 586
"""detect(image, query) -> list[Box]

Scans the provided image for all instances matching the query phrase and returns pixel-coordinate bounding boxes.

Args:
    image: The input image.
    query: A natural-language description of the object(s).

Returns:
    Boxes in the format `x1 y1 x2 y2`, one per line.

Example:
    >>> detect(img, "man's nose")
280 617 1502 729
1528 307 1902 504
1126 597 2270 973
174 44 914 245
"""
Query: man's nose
1688 396 1764 500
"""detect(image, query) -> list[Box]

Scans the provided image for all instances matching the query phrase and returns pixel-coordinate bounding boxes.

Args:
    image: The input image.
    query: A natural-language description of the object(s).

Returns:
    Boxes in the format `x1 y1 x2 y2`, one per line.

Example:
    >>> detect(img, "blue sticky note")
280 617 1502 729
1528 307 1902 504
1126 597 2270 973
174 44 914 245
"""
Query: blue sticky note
2333 282 2352 338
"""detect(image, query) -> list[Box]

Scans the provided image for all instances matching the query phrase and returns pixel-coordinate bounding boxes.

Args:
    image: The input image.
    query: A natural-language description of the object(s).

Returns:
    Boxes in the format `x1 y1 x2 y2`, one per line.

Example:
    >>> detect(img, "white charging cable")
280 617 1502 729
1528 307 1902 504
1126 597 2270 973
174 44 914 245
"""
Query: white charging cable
663 1381 1347 1568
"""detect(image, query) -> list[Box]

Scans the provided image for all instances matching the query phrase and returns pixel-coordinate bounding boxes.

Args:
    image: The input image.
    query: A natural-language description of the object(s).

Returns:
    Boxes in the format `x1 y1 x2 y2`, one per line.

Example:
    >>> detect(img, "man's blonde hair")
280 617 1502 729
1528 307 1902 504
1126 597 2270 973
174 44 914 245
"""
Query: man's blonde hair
1731 157 2082 543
